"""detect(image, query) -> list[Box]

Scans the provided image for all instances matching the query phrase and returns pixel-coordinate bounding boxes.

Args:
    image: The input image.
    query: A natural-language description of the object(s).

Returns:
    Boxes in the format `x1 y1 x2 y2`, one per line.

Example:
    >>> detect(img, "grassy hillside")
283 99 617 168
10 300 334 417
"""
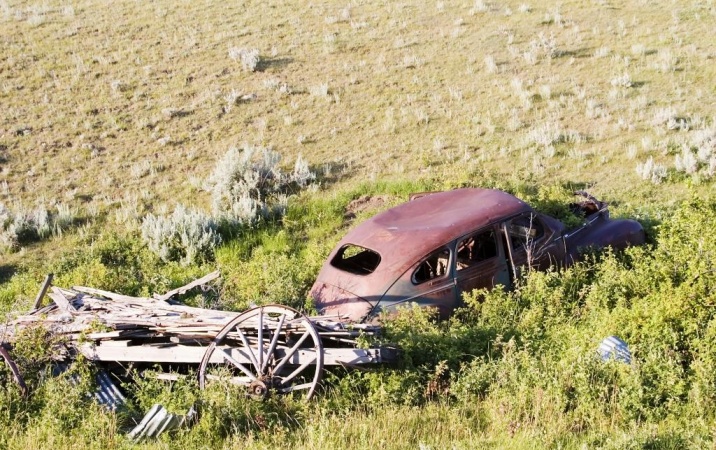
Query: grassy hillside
2 0 715 219
1 0 716 448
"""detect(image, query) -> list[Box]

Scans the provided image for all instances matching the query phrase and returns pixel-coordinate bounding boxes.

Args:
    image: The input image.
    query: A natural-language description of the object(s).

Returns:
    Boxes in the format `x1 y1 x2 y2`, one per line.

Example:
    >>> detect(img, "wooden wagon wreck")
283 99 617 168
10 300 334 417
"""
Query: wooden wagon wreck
0 271 395 402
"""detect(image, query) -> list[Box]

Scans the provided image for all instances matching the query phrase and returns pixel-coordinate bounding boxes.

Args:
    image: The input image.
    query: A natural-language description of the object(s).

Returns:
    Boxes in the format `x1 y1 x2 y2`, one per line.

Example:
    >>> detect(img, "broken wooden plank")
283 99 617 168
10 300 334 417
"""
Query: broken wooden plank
29 303 57 316
153 372 186 381
169 336 214 344
31 273 54 311
151 323 222 332
47 288 76 313
85 331 130 340
153 270 221 301
156 302 240 320
71 286 154 303
98 340 136 347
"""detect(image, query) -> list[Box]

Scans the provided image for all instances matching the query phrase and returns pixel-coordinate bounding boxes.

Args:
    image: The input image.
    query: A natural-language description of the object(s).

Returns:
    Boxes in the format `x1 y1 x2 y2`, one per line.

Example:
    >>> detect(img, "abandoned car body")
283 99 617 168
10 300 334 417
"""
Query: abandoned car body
310 188 645 323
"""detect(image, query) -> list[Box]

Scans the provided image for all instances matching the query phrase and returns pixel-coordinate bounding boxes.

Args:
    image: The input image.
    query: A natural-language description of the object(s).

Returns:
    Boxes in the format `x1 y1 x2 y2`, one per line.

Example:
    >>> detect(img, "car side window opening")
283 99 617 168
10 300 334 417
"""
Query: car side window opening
413 248 450 284
508 214 544 249
330 244 381 275
456 229 498 270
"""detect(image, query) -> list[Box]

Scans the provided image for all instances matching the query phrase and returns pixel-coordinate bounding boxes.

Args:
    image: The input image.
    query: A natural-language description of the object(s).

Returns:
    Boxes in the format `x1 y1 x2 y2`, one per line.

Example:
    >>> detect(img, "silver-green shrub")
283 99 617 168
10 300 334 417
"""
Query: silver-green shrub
141 205 221 266
674 125 716 179
141 145 314 265
228 47 260 72
292 154 316 188
204 145 314 227
0 202 74 252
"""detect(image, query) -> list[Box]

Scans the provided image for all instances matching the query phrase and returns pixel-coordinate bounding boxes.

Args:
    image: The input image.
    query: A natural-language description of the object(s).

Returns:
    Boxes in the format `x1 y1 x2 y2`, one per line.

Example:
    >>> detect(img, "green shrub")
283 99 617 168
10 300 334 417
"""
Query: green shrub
141 205 221 266
204 145 315 228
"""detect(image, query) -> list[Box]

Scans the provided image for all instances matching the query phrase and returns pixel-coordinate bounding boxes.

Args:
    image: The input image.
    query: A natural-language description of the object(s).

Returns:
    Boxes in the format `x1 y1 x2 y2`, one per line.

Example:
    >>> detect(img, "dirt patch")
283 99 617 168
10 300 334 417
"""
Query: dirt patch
344 195 388 220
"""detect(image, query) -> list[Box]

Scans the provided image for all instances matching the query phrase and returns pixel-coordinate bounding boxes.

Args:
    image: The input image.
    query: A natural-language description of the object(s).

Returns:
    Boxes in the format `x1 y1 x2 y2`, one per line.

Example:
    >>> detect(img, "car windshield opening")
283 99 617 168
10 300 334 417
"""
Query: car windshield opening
330 245 381 275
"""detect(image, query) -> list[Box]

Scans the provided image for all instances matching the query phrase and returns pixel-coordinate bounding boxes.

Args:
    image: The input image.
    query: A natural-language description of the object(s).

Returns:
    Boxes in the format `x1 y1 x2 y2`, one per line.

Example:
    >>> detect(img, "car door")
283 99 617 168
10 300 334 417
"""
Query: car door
379 247 458 319
503 212 565 274
455 226 511 303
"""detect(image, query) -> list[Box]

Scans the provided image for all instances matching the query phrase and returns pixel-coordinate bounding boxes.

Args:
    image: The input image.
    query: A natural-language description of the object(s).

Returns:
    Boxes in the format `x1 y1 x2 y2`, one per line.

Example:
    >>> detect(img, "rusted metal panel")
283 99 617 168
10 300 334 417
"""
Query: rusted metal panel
312 189 530 319
343 188 529 275
312 188 646 323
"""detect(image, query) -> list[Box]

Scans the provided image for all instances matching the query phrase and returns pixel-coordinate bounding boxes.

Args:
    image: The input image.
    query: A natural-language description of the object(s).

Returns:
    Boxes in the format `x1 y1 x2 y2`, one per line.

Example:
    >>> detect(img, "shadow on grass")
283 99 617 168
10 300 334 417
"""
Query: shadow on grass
257 57 294 72
0 264 16 284
559 47 595 58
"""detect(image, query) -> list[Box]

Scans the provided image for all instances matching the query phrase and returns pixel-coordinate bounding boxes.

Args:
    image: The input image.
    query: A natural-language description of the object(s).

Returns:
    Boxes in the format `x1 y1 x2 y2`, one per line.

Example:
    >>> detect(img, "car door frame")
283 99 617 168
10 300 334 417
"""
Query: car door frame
377 246 458 319
454 223 512 305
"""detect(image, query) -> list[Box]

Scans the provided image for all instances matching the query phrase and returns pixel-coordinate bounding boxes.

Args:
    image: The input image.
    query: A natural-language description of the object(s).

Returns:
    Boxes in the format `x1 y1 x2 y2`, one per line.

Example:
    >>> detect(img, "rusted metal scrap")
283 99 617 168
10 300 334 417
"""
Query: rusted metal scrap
311 188 646 322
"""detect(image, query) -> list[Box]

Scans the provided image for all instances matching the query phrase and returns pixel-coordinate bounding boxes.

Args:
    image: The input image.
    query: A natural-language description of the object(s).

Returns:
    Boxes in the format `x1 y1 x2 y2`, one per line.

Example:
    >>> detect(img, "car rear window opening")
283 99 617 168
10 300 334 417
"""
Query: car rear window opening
330 245 381 275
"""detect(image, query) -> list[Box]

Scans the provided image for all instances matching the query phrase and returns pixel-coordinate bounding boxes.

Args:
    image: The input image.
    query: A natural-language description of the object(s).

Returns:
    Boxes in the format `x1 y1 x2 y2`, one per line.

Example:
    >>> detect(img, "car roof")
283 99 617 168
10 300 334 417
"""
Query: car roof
333 188 531 276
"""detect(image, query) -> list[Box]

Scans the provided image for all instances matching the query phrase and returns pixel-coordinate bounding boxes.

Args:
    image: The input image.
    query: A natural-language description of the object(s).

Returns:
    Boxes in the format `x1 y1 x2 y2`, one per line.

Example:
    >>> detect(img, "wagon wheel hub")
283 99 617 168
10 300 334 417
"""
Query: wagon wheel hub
249 380 269 400
198 305 324 401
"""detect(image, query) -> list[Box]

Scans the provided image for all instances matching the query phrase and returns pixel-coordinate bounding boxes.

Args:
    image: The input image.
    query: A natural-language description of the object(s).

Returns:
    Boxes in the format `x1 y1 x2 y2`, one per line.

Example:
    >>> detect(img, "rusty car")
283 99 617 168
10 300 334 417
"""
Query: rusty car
310 188 645 322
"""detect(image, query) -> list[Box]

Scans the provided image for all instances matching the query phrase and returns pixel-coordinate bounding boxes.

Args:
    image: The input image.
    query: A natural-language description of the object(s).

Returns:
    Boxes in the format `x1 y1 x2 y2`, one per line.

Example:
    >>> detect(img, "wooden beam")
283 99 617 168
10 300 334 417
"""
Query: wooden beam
77 343 388 365
153 270 221 301
31 273 54 311
71 286 153 302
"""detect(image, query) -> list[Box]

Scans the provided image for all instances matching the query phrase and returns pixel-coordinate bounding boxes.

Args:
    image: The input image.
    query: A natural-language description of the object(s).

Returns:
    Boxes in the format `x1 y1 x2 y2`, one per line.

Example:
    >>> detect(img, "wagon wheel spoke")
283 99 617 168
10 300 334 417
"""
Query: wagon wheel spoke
235 326 260 374
257 309 264 372
261 313 286 374
272 329 311 374
218 349 257 381
278 357 316 386
199 305 324 400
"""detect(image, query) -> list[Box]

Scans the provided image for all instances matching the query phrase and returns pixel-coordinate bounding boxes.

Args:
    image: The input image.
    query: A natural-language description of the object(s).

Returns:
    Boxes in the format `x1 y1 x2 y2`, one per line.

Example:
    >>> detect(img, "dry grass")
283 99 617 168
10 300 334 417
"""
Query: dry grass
1 0 715 262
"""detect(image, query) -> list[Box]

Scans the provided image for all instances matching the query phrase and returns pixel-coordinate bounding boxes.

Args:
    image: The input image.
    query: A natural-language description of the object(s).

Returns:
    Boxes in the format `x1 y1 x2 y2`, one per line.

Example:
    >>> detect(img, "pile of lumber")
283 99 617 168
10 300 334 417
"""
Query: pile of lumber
0 271 241 345
0 271 378 358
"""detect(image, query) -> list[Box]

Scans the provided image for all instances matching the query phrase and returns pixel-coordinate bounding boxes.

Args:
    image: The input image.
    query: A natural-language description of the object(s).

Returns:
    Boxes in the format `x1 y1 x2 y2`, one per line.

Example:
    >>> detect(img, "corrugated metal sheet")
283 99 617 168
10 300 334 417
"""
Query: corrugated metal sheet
93 370 126 410
59 365 127 410
128 404 197 441
597 335 631 364
60 365 196 439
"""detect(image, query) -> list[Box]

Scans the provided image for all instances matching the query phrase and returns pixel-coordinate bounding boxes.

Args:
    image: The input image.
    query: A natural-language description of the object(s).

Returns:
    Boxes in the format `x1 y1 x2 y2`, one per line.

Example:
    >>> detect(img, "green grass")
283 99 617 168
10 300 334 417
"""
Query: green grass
2 0 716 447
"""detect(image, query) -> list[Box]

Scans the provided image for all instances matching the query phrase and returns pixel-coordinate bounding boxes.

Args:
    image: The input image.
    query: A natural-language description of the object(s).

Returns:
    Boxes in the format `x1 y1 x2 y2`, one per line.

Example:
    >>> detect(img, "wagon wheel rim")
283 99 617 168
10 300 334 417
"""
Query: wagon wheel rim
0 344 28 396
199 305 324 400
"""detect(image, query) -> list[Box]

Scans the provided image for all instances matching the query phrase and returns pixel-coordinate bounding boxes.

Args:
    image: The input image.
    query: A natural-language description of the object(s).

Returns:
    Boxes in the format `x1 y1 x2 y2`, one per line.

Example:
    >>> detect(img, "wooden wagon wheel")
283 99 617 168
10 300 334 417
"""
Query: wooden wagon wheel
198 305 324 400
0 344 28 396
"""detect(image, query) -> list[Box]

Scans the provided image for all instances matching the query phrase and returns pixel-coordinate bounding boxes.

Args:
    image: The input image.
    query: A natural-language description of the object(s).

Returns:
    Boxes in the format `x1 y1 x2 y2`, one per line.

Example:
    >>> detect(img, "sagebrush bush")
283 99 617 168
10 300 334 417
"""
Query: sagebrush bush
139 145 315 266
228 47 260 72
141 205 221 266
0 202 75 252
636 156 668 183
204 145 315 228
